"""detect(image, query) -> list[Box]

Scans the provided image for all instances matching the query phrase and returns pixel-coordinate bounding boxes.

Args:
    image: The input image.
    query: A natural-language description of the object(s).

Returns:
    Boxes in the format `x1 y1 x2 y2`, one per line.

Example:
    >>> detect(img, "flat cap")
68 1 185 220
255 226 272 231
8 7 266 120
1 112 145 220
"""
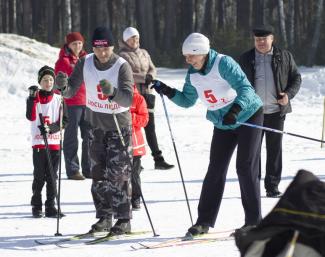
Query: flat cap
252 26 273 37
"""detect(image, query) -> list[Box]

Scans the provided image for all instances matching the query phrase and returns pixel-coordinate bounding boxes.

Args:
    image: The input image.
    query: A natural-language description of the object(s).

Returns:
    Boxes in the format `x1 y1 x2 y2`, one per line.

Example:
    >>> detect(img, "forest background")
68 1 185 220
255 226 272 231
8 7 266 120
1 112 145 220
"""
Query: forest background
0 0 324 67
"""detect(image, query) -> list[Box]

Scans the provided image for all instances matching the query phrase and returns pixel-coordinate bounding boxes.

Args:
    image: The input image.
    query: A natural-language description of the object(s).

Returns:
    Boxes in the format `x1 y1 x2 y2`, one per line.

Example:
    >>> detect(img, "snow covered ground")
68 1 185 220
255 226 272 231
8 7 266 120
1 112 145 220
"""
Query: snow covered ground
1 34 325 257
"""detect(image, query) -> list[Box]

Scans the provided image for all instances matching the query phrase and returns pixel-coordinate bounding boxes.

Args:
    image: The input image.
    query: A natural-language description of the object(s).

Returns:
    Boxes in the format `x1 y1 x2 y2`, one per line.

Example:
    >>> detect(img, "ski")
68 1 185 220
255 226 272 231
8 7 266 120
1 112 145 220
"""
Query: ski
131 235 233 250
131 230 234 250
84 230 150 245
34 231 105 245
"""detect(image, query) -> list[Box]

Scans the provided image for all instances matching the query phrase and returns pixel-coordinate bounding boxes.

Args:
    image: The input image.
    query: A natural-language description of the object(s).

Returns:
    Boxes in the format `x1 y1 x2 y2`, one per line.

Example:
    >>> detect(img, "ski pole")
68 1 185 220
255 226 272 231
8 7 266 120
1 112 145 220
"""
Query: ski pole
321 97 325 148
55 94 64 236
237 121 325 144
111 111 159 237
159 94 194 226
35 93 62 235
285 230 299 257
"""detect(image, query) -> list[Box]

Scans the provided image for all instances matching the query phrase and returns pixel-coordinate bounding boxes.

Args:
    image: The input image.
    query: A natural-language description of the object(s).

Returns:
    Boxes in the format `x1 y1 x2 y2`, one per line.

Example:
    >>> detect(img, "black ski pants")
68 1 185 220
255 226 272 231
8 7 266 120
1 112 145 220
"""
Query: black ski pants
131 156 142 201
31 148 59 209
262 112 285 191
196 108 263 227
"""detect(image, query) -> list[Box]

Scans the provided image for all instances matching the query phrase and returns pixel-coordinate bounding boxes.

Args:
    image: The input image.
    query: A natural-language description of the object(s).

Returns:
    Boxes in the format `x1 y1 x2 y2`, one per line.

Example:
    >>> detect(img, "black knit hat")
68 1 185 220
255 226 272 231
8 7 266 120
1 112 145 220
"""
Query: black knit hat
38 65 55 83
92 26 114 48
252 25 273 37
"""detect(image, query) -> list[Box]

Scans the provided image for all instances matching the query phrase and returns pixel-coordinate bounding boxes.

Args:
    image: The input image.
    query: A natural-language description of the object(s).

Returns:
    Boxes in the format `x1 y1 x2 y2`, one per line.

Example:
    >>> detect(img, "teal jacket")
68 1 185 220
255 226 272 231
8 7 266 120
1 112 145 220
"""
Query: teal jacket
170 49 263 130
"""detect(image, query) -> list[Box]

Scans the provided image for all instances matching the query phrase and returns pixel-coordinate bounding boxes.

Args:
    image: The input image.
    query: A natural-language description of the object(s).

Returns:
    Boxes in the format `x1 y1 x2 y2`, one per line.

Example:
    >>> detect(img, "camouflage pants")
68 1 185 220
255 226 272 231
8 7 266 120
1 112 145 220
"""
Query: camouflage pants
90 127 133 219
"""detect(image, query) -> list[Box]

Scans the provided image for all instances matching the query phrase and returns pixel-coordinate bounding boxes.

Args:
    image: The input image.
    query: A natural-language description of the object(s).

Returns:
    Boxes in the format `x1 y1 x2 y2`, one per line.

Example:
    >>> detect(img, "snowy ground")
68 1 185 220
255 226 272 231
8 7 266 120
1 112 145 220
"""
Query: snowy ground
1 34 325 257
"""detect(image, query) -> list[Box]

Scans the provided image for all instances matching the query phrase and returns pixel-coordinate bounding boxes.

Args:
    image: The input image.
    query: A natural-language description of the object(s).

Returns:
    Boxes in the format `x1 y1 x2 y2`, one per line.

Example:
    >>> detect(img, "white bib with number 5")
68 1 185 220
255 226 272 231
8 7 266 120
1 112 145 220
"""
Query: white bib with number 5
190 54 237 111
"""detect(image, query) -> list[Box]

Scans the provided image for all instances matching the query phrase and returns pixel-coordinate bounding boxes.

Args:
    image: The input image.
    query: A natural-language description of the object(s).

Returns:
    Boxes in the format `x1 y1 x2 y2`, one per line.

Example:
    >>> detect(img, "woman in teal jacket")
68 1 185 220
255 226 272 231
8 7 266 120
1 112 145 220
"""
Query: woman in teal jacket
152 33 263 237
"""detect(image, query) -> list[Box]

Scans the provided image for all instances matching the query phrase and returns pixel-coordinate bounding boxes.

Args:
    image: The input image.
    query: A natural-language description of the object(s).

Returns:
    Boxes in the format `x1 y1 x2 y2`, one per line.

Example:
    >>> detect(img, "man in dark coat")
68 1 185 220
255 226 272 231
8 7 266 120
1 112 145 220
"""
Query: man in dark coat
239 26 301 198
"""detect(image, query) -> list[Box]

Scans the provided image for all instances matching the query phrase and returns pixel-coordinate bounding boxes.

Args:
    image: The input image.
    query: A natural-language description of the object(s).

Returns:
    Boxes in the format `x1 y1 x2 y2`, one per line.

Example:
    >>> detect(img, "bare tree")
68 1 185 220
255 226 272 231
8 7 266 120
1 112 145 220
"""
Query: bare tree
287 0 295 48
71 0 81 32
8 0 16 33
135 0 156 54
277 0 287 48
47 0 54 44
217 0 226 30
180 0 194 39
22 0 32 36
202 0 215 35
237 0 252 34
194 0 205 32
163 0 177 52
254 0 266 26
307 0 324 66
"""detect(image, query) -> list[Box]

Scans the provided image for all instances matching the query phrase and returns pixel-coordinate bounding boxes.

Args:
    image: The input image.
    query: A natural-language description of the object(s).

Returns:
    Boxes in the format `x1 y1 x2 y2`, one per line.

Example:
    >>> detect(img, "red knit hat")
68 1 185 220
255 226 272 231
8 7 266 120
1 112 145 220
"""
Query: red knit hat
66 32 84 45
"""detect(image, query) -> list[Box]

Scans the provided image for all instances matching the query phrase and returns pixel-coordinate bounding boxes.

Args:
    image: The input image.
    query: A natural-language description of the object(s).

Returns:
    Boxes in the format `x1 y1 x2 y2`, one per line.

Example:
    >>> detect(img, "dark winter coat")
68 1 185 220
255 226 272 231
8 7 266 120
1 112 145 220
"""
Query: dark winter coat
239 46 301 116
235 169 325 256
54 45 87 106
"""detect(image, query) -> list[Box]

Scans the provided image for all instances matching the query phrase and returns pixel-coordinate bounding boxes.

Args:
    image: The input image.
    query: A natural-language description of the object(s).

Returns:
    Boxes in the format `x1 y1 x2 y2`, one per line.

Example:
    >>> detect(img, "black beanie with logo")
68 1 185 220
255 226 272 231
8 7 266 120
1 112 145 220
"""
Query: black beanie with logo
92 26 114 48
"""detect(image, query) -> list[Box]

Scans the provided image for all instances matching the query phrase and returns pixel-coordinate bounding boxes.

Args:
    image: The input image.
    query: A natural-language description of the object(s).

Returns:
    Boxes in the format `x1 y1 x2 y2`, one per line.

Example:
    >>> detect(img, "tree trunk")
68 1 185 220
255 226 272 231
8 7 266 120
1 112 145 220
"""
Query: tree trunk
22 0 32 36
254 0 266 26
70 0 80 32
277 0 287 48
307 0 324 66
237 0 252 34
8 0 16 33
194 0 205 32
287 0 295 48
135 0 155 54
202 0 214 35
180 0 194 39
163 0 176 52
217 0 225 30
47 0 54 44
61 0 71 41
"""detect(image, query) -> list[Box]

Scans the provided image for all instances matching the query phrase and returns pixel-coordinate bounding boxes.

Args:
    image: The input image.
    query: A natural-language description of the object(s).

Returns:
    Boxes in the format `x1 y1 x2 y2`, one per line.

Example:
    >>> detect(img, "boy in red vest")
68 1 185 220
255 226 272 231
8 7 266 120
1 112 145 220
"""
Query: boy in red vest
26 66 68 218
130 85 149 210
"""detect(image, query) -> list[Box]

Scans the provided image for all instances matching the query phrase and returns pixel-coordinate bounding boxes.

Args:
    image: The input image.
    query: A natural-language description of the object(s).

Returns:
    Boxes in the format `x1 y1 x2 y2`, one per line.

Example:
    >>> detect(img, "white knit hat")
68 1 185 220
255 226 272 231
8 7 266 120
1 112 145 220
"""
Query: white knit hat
182 33 210 55
123 27 140 42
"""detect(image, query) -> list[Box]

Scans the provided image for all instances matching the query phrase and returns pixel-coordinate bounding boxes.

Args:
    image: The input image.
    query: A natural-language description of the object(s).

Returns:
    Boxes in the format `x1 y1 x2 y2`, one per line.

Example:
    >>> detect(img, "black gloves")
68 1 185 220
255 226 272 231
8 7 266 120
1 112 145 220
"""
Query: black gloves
38 123 57 135
151 80 176 99
28 85 39 98
99 79 115 96
38 124 50 136
222 103 242 125
145 74 153 85
55 71 68 91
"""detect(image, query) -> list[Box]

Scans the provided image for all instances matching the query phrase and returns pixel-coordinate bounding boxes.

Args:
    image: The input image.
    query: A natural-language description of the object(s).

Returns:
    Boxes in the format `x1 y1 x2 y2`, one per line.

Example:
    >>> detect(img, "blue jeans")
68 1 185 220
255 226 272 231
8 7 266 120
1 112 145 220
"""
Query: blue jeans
63 105 92 177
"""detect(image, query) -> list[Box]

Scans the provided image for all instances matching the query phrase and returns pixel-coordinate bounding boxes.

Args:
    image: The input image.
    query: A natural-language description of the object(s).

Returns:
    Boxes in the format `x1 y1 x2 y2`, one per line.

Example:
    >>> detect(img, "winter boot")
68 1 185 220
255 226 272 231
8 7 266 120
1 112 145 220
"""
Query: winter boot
68 171 85 180
153 152 174 170
131 198 141 211
45 206 65 218
231 224 256 237
110 219 131 235
266 187 282 198
187 223 209 236
89 216 113 233
32 207 43 218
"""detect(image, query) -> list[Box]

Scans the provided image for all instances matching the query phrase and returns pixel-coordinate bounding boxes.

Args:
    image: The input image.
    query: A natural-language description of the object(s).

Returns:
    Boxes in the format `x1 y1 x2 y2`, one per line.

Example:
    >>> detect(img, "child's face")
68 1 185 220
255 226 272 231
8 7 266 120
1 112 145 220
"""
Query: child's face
40 74 54 91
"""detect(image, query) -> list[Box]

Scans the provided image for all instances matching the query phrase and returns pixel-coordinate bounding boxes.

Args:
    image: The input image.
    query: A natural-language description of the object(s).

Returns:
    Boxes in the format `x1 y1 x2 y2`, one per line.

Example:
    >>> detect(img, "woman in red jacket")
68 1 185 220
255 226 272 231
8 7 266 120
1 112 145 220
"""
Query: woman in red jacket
55 32 91 180
130 85 149 210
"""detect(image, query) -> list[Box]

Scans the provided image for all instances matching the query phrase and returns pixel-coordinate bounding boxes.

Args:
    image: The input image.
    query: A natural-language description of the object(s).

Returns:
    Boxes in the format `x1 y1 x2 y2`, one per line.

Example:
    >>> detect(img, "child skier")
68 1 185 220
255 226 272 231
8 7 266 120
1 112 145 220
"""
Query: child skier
130 85 149 210
26 65 68 218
